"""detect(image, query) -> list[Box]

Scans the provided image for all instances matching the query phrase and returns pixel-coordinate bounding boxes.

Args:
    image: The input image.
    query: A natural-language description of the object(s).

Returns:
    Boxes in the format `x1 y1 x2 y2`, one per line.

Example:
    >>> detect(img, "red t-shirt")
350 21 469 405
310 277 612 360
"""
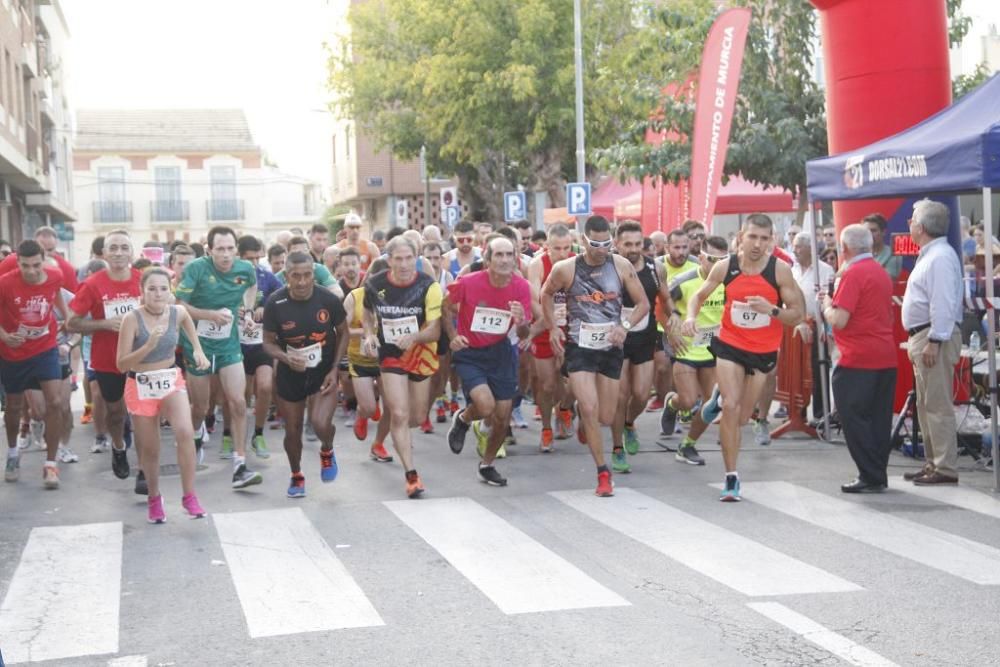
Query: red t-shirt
69 268 142 373
832 257 896 369
0 252 78 292
447 270 532 348
0 268 64 361
773 247 793 266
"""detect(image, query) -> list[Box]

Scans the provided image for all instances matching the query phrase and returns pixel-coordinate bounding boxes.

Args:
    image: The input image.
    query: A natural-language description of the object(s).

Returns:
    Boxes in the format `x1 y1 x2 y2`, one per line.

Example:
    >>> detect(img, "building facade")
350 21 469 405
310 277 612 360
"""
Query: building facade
72 109 322 260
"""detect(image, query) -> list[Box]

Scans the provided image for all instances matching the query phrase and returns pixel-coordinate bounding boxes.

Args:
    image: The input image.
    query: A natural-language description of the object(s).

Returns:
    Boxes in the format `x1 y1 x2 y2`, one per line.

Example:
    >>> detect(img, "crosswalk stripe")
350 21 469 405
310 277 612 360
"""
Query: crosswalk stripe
889 480 1000 520
0 522 123 665
550 488 861 596
107 656 148 667
212 508 384 637
384 496 631 614
735 482 1000 585
747 602 900 667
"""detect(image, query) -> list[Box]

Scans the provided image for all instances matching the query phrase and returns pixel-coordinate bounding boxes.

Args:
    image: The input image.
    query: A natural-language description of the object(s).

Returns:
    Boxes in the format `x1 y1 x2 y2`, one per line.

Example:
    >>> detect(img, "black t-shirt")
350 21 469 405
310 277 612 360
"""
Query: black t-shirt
624 257 660 341
262 285 346 366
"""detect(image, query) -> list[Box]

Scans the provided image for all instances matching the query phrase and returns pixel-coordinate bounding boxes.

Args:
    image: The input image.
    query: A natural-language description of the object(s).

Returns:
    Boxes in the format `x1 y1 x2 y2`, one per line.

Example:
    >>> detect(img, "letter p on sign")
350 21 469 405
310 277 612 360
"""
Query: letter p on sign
566 182 591 216
504 191 526 222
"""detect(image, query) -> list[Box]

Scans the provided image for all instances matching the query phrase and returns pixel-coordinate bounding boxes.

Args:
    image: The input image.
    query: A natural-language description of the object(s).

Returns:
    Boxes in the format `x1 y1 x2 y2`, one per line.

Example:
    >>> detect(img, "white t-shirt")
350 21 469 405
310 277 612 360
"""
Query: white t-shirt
792 260 835 319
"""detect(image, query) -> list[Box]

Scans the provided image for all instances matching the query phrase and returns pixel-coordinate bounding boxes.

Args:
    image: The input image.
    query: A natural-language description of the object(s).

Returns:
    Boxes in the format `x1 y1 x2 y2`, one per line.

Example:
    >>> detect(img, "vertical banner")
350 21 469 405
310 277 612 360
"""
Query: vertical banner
688 8 752 227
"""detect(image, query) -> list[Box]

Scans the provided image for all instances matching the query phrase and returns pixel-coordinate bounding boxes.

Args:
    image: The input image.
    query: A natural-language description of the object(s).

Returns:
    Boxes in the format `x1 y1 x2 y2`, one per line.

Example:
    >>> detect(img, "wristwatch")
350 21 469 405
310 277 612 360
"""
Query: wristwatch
770 306 780 317
621 320 632 331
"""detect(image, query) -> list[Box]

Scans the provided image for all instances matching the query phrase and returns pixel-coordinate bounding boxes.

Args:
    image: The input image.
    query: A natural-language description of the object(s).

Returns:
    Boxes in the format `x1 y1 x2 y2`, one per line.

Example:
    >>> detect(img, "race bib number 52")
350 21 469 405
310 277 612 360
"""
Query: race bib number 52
579 321 614 350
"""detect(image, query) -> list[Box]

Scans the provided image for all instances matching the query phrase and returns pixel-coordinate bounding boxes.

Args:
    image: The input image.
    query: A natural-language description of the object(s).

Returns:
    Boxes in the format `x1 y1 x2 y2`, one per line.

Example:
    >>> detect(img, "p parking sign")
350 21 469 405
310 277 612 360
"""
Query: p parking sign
503 191 527 222
566 182 591 216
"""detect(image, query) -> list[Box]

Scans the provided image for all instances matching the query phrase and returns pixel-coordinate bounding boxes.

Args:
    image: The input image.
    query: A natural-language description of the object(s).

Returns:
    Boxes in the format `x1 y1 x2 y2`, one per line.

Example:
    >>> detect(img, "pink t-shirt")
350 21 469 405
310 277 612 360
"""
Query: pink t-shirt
833 257 896 369
447 270 532 348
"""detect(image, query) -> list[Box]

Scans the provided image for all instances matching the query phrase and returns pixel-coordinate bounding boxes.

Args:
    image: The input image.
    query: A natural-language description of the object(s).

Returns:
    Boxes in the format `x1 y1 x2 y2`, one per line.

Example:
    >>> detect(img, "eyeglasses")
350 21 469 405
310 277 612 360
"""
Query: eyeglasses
702 252 727 263
455 236 473 243
688 233 705 240
584 235 613 249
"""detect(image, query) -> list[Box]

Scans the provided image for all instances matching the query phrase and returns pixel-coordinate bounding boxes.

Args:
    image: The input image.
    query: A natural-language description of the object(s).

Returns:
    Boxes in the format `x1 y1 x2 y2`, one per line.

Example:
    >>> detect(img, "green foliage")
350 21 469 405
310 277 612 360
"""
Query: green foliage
947 0 973 48
322 204 351 236
952 62 992 100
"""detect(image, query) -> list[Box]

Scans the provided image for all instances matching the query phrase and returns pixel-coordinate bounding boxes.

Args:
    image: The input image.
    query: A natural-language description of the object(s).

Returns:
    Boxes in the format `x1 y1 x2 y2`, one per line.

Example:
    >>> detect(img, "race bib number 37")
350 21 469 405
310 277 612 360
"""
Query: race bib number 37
382 316 418 345
197 317 233 340
578 321 614 350
731 302 770 330
470 306 512 335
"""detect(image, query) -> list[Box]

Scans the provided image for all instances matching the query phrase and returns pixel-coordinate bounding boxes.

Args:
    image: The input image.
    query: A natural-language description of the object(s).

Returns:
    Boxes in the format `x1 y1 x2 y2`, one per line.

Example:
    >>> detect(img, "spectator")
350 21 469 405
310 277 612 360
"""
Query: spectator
863 213 902 280
791 232 835 420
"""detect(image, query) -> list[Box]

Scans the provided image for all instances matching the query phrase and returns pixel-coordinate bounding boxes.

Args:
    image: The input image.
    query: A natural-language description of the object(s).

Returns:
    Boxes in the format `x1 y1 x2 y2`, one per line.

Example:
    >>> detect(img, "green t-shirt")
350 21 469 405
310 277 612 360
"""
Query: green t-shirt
670 267 725 362
176 256 256 354
275 263 337 288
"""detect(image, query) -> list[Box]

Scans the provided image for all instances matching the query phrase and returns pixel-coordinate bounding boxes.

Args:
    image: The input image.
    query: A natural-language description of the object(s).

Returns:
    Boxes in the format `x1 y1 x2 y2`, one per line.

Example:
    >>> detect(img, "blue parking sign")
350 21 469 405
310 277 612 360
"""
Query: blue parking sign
566 182 591 216
503 191 527 222
444 205 461 229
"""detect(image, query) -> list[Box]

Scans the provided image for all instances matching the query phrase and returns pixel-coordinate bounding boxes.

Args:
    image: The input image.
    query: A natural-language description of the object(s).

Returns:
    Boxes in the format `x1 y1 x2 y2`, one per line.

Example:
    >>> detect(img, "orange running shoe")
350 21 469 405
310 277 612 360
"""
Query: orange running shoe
370 442 393 462
354 416 368 441
420 418 433 434
539 428 554 453
80 405 93 425
449 399 460 416
555 408 573 440
436 405 447 423
373 401 382 422
595 470 614 497
405 470 425 498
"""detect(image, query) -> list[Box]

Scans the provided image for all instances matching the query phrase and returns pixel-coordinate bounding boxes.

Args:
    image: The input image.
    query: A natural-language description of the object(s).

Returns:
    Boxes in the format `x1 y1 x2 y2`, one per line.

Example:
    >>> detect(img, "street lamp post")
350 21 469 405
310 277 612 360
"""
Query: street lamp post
573 0 585 234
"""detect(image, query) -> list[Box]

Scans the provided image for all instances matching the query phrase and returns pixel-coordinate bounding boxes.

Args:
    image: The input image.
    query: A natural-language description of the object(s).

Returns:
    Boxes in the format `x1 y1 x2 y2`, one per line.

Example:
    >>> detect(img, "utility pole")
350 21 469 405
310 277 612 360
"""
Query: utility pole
573 0 586 234
420 145 431 230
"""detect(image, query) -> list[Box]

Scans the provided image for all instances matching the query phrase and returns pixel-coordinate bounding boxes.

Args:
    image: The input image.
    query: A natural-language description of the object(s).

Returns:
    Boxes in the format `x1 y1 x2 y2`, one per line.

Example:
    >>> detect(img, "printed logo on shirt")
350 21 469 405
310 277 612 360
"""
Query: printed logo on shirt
317 309 329 324
574 291 619 305
281 321 296 331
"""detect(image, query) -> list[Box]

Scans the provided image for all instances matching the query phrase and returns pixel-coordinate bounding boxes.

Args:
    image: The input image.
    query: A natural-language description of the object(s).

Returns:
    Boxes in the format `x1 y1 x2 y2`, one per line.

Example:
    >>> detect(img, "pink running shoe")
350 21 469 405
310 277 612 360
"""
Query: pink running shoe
148 495 166 524
181 493 207 519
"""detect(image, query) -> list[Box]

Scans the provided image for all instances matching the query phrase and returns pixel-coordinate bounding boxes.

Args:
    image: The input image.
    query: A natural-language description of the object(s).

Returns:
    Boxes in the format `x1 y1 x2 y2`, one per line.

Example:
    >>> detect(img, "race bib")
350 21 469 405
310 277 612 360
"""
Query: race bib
288 342 322 369
197 317 233 340
693 325 720 347
621 306 649 332
103 298 139 320
470 306 512 335
732 302 770 329
16 323 49 340
554 303 568 327
382 315 418 345
239 318 263 345
579 321 615 350
136 368 178 400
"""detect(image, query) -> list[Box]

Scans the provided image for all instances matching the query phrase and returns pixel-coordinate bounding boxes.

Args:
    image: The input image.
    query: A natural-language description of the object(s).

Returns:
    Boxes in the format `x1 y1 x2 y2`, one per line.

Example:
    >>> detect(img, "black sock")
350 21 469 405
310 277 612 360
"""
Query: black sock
254 426 263 437
223 428 231 437
347 398 358 411
624 421 634 428
597 464 609 474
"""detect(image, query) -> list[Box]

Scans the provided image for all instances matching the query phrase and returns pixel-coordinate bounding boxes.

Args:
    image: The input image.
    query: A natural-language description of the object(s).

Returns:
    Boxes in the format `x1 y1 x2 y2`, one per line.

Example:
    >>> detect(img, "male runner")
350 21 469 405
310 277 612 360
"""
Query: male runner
649 230 698 413
276 236 339 290
308 223 330 264
267 243 287 274
336 248 364 425
337 213 380 271
444 220 481 277
0 226 79 291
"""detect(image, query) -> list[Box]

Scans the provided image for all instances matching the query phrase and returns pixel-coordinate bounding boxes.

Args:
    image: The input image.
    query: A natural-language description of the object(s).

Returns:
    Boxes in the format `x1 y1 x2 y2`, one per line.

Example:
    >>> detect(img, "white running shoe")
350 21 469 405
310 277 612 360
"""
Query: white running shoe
57 446 79 463
90 435 110 453
29 419 45 449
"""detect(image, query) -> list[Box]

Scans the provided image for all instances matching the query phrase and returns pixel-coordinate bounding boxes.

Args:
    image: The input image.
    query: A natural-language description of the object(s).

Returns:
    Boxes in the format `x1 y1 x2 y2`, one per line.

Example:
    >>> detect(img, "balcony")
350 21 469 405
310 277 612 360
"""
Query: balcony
39 75 54 125
206 199 244 221
151 200 190 222
93 201 133 224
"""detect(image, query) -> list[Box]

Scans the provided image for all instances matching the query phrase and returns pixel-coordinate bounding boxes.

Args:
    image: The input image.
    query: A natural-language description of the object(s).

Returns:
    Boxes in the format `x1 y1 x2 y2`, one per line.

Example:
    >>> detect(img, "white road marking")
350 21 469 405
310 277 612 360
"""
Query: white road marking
107 656 148 667
212 508 383 638
889 480 1000 520
735 481 1000 585
384 496 630 614
748 602 900 667
550 488 860 596
0 522 123 664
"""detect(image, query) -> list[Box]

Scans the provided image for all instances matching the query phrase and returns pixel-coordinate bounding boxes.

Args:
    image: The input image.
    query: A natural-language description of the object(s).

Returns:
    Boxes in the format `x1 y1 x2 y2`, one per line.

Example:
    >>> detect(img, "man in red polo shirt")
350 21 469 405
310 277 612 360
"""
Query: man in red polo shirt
0 226 78 292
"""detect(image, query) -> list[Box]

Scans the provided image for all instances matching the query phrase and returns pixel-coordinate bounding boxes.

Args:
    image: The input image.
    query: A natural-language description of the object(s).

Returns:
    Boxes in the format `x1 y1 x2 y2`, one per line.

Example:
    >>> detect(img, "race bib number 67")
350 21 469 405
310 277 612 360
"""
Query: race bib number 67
731 302 770 330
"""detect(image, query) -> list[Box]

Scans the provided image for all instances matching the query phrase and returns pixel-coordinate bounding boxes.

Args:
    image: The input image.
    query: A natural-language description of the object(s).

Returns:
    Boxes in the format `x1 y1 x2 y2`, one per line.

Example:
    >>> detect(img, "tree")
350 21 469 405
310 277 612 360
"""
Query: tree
327 0 650 220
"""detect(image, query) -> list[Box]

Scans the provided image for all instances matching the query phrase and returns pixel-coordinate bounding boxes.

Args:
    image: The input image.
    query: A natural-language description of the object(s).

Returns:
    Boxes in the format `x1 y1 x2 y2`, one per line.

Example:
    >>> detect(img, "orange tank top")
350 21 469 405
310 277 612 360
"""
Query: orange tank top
718 254 783 354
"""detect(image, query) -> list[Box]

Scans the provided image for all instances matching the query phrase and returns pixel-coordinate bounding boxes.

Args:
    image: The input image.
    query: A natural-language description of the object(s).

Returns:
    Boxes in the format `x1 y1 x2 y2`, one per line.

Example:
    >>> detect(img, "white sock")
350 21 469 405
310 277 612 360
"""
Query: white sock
8 446 17 459
727 471 739 478
44 460 57 468
233 455 245 470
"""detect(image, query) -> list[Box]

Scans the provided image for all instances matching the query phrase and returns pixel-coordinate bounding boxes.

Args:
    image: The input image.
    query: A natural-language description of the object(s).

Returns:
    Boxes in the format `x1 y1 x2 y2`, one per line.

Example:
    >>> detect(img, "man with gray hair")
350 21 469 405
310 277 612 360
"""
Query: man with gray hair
900 200 964 485
791 231 835 421
821 224 897 492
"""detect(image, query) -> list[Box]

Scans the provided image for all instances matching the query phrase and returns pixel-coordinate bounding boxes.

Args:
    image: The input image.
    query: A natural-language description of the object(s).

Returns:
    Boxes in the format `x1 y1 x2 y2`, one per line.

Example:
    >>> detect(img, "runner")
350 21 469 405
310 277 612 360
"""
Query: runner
444 220 480 277
540 215 650 497
1 240 67 488
0 226 79 291
336 213 380 272
610 221 673 473
267 243 287 275
681 214 805 501
262 252 349 498
421 241 455 427
660 234 729 465
649 230 698 413
444 236 531 486
67 229 143 486
168 244 194 288
276 236 339 292
175 225 263 490
336 248 364 426
362 236 443 498
116 268 208 523
308 223 330 264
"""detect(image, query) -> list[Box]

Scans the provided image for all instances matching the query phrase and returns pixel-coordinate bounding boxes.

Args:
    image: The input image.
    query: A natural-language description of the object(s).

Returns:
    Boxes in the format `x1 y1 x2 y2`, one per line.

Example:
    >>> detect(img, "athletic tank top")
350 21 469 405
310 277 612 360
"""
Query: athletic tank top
718 254 783 354
448 249 480 277
132 306 180 364
623 257 659 340
566 255 623 345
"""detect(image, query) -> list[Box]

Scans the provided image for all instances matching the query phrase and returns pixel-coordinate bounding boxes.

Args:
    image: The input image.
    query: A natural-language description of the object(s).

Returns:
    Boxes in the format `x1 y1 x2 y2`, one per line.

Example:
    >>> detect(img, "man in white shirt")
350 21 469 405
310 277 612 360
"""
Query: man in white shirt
901 200 964 485
791 232 835 421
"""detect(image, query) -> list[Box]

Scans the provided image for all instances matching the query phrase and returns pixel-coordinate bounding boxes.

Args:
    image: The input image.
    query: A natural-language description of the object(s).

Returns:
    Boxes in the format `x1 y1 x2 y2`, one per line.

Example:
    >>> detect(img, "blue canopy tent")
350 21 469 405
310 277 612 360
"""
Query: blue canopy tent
806 72 1000 490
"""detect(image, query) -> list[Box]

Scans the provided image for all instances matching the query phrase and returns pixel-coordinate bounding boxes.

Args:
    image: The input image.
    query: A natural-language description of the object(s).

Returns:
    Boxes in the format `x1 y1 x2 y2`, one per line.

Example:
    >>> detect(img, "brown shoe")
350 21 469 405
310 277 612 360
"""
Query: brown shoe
912 471 958 486
903 465 934 481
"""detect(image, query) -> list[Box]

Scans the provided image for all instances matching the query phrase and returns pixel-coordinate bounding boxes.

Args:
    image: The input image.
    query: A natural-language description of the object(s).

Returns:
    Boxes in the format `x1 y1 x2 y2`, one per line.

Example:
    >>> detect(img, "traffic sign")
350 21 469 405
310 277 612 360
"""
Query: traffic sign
444 205 460 228
503 191 527 222
566 182 591 216
395 199 409 225
440 186 457 210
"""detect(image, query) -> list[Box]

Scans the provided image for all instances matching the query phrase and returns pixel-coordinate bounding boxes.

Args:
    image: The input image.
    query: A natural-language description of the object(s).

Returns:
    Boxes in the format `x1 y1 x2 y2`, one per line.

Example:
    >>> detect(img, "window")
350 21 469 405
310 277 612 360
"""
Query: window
154 166 183 220
96 167 128 223
209 165 238 220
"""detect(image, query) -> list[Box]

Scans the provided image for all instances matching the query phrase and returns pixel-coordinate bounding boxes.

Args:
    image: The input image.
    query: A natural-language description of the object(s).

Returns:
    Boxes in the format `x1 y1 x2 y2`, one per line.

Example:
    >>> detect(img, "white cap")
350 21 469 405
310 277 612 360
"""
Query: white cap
345 213 363 227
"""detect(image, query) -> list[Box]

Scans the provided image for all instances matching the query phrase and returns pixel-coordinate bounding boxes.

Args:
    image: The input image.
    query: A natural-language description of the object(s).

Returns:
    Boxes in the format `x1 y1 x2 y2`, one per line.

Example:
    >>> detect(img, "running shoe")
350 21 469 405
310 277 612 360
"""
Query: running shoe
91 434 110 454
753 419 771 446
556 408 573 440
420 418 434 434
448 399 460 416
345 409 357 427
646 397 664 412
134 470 148 496
675 443 705 466
533 406 542 421
595 470 614 497
16 422 31 450
473 420 490 458
539 428 554 453
57 446 79 463
511 406 528 429
251 434 270 458
660 393 678 437
405 470 425 498
232 464 263 489
700 386 723 424
29 419 44 449
611 448 631 474
435 404 447 424
219 435 234 459
447 411 470 454
320 449 339 483
111 446 130 479
354 416 369 441
205 413 216 434
147 495 166 524
719 474 741 502
195 437 205 466
305 422 318 442
773 404 789 419
678 408 693 425
370 442 393 462
478 464 508 487
623 425 640 456
181 493 207 518
287 474 306 498
42 464 59 490
267 404 278 422
5 455 19 482
80 405 93 424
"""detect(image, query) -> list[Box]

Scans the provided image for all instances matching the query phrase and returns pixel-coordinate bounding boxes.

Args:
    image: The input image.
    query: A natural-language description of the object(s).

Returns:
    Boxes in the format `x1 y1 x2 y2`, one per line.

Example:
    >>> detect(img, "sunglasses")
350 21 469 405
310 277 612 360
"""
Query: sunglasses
688 233 705 240
455 236 473 243
584 235 613 249
702 252 727 263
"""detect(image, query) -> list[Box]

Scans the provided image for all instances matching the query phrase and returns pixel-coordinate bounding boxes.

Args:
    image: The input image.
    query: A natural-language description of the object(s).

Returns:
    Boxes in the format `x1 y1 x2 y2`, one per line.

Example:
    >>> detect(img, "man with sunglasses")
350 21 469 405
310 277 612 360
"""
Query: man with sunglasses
649 230 699 414
682 214 805 501
682 220 707 257
444 220 481 277
541 215 649 497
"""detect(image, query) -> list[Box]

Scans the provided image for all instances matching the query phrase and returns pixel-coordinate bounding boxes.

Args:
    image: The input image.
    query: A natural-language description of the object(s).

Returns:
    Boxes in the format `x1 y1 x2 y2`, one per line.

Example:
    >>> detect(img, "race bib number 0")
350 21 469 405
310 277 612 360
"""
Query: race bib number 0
732 302 770 329
239 319 263 345
621 306 649 332
470 306 512 335
288 342 322 369
693 325 720 347
554 303 568 328
382 315 418 345
104 298 139 320
136 368 178 400
579 321 614 350
197 317 233 340
16 323 49 340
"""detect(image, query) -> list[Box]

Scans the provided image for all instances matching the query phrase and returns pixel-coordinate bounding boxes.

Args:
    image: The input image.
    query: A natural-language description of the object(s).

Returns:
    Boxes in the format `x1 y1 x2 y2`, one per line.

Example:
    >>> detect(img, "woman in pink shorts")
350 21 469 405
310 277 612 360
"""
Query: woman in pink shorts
116 268 210 523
